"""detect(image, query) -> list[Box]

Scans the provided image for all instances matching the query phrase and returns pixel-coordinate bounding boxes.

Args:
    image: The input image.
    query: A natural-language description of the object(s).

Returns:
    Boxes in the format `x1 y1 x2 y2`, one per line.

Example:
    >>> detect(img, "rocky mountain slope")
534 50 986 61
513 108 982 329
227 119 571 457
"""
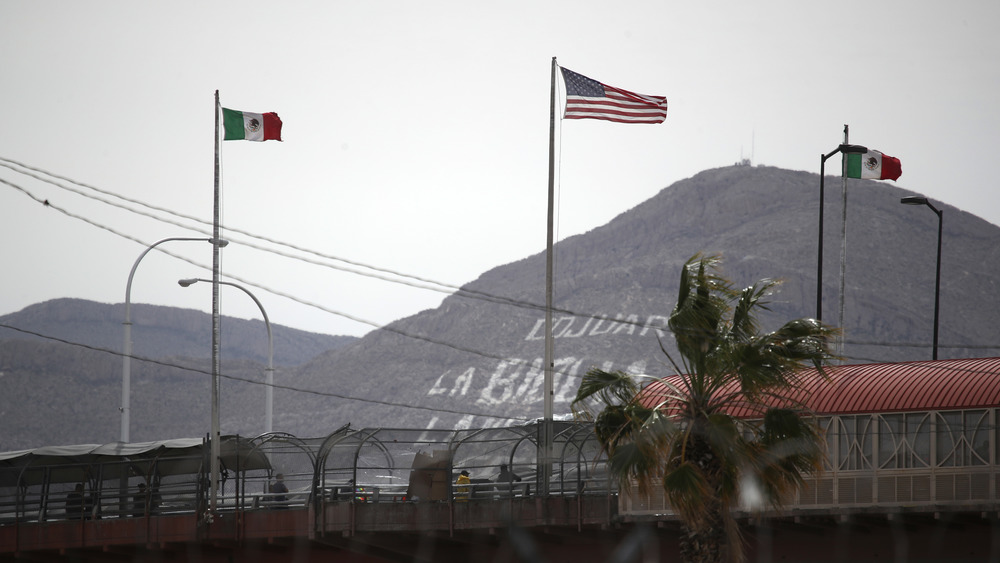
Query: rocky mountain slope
0 300 354 449
2 165 997 450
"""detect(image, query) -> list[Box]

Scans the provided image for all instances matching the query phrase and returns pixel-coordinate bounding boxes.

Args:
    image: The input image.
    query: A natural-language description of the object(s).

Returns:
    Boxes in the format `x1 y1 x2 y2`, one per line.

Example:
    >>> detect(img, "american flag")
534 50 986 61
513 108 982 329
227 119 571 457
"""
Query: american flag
560 67 667 124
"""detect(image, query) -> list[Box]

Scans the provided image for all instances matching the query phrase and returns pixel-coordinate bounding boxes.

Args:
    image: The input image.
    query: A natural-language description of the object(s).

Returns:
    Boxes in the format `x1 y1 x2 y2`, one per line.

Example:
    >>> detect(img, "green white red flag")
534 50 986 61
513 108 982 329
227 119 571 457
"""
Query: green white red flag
222 108 282 142
845 149 901 181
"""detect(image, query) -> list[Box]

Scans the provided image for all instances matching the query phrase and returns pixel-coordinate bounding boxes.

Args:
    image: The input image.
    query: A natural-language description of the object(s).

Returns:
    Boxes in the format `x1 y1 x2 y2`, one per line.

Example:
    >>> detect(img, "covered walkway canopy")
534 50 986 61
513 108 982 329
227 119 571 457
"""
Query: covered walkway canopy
628 357 1000 516
0 435 271 487
0 421 611 524
639 357 1000 416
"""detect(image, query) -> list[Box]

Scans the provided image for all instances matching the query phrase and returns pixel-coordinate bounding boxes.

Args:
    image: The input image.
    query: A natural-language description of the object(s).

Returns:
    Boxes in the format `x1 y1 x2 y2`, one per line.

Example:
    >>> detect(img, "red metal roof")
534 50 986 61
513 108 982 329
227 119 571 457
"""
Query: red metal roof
641 357 1000 416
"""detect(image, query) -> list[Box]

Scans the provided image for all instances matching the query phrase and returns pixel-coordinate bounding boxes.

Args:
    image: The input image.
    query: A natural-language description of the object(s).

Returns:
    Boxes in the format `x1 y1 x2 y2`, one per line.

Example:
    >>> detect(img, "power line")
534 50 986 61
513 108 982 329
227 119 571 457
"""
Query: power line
4 159 997 398
10 318 993 429
0 158 464 293
0 157 668 331
0 175 557 373
0 159 529 306
6 171 996 371
842 339 1000 350
0 162 673 374
0 322 531 423
0 171 657 413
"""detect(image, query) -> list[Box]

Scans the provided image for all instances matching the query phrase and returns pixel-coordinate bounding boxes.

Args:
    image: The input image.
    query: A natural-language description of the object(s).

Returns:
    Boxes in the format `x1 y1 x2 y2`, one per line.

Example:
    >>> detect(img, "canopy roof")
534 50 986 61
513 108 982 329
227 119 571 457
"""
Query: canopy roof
640 357 1000 417
0 435 270 486
0 421 604 489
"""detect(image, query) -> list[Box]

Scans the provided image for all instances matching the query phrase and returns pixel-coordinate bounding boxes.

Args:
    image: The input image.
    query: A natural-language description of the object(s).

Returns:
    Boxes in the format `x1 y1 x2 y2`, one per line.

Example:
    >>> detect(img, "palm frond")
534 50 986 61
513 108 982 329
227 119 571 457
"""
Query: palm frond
662 460 712 523
763 318 841 368
656 333 688 380
669 254 735 365
752 408 826 507
727 278 779 344
593 405 631 451
573 254 840 563
608 438 665 491
699 413 751 472
571 368 640 418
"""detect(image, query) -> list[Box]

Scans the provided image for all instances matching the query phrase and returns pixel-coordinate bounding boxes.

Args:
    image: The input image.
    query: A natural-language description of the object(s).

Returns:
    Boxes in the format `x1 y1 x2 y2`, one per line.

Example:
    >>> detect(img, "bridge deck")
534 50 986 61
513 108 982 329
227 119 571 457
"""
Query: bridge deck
1 495 616 557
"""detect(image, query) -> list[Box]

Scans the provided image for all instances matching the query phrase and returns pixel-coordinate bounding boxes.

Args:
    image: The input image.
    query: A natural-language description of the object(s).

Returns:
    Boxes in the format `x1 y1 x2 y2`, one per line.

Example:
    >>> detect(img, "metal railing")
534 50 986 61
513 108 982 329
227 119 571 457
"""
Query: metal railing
0 421 615 526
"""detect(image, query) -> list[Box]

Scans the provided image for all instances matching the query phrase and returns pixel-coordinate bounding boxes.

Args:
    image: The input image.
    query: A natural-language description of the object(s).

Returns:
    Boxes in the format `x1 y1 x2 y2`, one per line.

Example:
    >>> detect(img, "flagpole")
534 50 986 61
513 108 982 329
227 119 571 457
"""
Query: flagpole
837 124 849 358
210 90 222 517
541 56 558 496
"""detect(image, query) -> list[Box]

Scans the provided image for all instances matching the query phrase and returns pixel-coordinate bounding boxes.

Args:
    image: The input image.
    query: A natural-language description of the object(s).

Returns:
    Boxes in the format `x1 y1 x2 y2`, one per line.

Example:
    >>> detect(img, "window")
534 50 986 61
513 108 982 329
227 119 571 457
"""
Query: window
936 410 989 467
834 415 873 471
878 413 930 469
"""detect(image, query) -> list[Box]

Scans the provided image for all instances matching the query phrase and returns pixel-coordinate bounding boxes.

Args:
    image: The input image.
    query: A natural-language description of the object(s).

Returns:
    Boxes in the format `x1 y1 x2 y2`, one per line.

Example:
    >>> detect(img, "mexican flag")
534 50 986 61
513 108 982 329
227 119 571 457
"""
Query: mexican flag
845 149 901 181
223 108 282 142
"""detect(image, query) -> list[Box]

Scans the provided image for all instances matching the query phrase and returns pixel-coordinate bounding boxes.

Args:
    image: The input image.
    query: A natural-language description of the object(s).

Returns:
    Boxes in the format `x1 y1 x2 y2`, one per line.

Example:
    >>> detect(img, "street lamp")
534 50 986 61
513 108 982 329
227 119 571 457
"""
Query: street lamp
817 143 868 321
178 278 274 434
122 237 227 443
901 196 943 360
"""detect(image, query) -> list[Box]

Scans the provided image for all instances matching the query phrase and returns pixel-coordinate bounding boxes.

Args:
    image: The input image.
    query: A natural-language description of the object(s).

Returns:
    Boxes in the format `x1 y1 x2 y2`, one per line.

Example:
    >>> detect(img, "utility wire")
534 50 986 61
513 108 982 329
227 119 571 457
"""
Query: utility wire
8 157 1000 352
4 160 997 392
0 175 564 375
0 157 668 331
6 170 996 366
5 171 996 366
0 172 663 405
0 322 531 423
7 321 996 426
842 339 1000 350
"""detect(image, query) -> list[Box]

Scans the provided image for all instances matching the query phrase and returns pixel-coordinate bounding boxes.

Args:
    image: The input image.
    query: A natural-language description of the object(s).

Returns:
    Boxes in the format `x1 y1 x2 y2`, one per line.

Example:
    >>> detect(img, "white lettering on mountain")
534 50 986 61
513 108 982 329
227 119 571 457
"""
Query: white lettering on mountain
524 314 668 341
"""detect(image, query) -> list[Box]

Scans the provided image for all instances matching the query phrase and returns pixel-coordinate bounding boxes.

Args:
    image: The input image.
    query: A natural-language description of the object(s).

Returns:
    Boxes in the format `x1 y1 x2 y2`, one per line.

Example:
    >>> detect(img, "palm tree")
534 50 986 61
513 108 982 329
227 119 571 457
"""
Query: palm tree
572 254 838 563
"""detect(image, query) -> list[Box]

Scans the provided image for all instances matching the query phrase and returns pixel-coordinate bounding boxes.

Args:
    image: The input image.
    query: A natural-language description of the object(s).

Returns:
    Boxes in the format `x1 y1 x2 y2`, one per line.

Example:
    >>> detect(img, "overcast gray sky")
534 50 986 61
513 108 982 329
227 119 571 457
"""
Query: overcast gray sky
2 1 997 337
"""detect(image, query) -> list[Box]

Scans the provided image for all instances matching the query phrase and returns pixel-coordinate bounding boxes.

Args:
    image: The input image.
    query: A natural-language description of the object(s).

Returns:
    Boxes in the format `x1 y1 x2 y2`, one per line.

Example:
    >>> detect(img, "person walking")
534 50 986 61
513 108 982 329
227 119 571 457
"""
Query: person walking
455 470 471 501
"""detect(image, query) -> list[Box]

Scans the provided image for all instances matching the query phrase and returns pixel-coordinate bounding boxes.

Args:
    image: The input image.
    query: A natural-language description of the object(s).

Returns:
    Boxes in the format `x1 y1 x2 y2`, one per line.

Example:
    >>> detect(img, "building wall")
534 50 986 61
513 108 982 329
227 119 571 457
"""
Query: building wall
623 407 999 515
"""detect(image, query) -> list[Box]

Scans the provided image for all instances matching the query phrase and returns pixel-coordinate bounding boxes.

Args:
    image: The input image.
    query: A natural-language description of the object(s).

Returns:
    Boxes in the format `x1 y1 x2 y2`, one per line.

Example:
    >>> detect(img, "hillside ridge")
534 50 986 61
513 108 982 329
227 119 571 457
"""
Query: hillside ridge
2 165 997 450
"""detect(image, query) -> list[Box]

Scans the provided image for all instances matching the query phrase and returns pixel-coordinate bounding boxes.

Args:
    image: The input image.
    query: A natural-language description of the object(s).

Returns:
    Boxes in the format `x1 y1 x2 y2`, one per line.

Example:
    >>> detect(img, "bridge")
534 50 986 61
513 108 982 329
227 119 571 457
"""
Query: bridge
4 358 1000 561
1 422 626 561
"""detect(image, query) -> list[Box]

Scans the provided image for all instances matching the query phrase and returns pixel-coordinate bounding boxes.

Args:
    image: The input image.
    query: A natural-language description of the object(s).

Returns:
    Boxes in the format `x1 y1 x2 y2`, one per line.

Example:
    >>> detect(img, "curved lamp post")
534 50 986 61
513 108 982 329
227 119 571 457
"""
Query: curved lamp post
122 237 227 443
817 143 868 321
178 278 274 434
901 196 943 360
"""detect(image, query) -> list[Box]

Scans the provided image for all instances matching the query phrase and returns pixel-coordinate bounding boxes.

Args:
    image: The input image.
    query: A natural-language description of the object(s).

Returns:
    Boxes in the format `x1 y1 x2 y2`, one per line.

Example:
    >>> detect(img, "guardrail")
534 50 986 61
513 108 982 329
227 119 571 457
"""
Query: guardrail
0 422 615 526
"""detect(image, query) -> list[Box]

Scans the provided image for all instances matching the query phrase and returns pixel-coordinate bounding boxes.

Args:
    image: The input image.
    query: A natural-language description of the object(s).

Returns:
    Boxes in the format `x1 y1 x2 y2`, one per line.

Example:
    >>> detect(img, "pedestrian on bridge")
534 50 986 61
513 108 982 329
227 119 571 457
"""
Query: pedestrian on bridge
455 470 471 501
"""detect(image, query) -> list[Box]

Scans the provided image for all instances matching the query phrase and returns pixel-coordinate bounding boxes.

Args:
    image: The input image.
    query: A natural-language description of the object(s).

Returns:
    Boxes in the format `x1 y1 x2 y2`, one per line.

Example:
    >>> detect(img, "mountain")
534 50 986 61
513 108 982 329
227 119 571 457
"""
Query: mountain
0 298 354 366
2 165 998 450
0 299 355 450
277 165 1000 434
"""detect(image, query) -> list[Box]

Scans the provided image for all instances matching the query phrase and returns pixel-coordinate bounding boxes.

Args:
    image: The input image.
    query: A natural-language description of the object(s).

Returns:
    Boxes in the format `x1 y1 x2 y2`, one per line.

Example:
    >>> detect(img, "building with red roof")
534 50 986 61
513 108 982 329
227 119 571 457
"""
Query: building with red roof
626 357 1000 518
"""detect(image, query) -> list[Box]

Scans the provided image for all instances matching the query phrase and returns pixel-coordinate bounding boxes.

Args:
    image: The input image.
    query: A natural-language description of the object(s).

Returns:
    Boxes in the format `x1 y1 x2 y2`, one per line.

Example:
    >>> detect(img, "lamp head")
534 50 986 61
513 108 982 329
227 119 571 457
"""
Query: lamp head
209 238 230 248
901 196 929 206
177 278 199 287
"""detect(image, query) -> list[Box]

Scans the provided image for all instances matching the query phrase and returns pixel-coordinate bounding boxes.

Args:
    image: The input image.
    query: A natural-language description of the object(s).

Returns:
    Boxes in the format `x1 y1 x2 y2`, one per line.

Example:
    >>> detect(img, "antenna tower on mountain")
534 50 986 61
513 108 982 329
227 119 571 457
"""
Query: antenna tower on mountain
737 131 756 167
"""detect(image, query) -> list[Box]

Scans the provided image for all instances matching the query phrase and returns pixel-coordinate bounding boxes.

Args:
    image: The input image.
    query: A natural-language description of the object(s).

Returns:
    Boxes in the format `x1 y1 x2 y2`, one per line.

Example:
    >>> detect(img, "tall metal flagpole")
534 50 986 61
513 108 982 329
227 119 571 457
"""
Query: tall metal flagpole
541 56 558 496
210 90 223 517
837 124 849 357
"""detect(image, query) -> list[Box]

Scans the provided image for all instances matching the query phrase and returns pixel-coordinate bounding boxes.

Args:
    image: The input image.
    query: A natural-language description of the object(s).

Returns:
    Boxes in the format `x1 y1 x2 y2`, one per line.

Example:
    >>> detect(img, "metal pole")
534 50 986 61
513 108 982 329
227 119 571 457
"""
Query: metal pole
266 342 274 434
541 56 558 496
179 279 274 433
817 148 844 321
122 309 131 443
122 237 218 443
211 90 222 516
933 206 942 360
817 156 825 321
819 140 869 324
837 125 849 356
901 197 943 360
